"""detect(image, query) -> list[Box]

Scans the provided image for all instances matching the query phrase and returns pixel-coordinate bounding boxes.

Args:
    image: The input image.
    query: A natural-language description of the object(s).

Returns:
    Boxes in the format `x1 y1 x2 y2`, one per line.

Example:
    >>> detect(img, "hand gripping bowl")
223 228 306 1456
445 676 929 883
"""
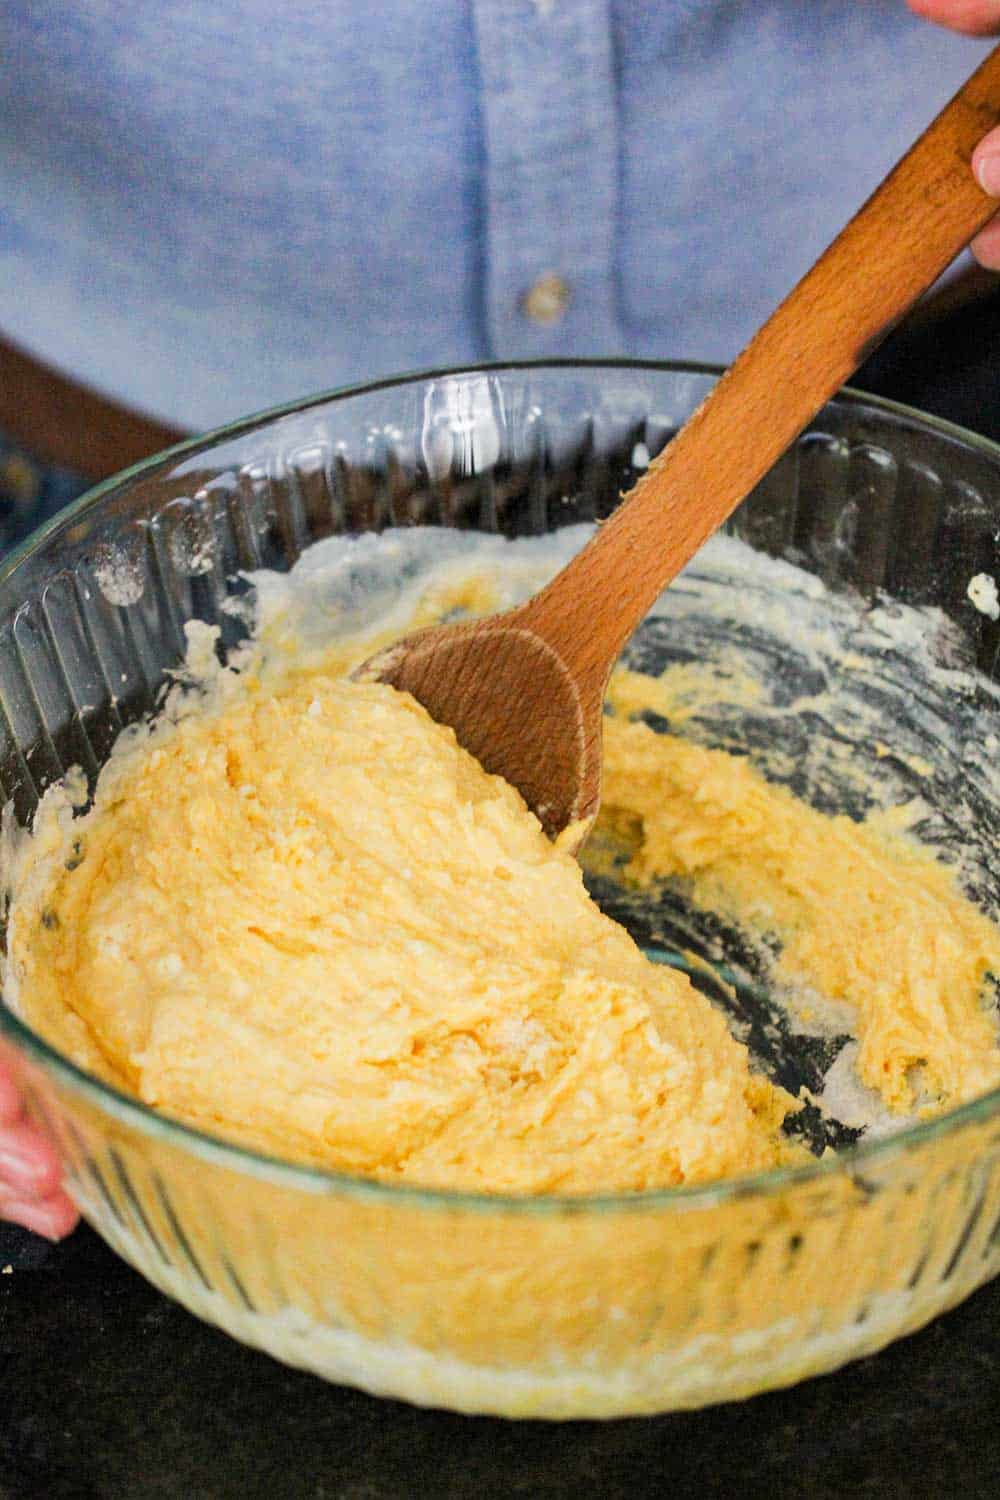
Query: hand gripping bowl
4 362 1000 1419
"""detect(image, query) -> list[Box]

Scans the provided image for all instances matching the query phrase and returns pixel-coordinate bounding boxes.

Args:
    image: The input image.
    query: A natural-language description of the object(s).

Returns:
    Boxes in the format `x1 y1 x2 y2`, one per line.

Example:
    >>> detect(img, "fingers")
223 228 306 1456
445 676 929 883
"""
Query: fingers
0 1182 79 1241
0 1124 79 1240
0 1068 25 1125
974 126 1000 195
906 0 1000 35
971 213 1000 265
0 1117 65 1197
971 127 1000 266
0 1058 79 1240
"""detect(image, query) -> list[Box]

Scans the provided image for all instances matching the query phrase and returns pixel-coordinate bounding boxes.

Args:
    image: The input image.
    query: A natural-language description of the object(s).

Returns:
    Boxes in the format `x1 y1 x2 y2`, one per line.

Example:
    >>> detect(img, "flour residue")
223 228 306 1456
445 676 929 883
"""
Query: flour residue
967 572 1000 621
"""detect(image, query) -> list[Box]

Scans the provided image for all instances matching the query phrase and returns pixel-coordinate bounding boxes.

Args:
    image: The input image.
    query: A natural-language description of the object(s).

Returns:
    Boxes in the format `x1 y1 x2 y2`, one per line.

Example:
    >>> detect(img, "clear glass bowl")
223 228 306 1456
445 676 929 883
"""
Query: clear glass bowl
2 361 1000 1419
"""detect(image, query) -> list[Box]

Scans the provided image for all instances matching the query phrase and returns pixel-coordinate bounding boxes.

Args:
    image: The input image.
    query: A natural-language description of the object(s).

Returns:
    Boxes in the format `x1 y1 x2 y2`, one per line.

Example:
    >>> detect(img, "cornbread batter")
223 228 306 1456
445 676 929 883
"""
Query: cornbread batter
602 671 1000 1114
7 665 795 1192
6 529 1000 1191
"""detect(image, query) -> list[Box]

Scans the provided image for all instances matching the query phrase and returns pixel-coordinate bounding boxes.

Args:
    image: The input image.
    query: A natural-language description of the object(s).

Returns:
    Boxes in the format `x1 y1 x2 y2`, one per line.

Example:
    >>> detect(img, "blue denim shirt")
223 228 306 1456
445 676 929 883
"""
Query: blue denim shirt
0 2 987 429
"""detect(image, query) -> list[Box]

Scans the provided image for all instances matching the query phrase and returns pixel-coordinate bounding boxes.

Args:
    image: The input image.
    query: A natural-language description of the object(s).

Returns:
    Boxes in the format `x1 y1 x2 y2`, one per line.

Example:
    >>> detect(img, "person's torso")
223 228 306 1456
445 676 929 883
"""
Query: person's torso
0 0 988 427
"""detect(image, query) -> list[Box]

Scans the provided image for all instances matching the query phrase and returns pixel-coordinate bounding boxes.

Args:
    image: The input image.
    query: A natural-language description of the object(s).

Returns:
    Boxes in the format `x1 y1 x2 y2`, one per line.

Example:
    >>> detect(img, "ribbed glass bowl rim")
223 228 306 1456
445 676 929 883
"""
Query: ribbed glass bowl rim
4 357 1000 1216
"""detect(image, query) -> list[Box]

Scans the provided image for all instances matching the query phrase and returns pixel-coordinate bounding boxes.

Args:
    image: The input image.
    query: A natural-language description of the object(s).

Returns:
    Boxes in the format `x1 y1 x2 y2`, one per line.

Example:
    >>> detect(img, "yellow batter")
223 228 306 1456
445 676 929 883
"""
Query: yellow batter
7 662 799 1192
7 599 1000 1192
601 671 1000 1114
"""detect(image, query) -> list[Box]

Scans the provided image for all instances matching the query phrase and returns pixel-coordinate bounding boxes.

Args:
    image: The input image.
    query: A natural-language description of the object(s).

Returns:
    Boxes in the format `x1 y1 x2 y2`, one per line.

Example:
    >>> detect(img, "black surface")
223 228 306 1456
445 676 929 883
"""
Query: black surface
5 302 1000 1498
856 279 1000 447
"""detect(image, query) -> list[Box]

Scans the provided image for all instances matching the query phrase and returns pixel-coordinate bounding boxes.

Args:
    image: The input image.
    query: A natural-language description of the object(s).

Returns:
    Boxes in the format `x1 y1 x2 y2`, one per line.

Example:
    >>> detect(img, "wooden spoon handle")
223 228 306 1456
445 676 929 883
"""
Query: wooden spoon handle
526 45 1000 688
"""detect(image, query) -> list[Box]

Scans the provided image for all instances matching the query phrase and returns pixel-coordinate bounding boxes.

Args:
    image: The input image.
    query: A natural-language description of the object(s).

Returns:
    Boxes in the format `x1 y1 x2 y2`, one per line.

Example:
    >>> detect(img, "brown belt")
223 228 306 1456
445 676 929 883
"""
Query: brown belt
0 264 995 485
0 335 185 482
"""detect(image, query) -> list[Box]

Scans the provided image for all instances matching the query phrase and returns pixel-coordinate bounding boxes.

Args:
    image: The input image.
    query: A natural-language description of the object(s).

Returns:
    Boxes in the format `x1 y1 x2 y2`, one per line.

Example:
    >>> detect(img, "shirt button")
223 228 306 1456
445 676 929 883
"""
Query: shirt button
521 272 571 325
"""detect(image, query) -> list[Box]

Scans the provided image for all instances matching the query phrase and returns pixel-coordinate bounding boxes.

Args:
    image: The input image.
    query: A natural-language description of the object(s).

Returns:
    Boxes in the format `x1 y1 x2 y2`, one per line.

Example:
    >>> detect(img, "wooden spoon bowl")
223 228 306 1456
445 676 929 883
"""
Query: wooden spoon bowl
361 48 1000 847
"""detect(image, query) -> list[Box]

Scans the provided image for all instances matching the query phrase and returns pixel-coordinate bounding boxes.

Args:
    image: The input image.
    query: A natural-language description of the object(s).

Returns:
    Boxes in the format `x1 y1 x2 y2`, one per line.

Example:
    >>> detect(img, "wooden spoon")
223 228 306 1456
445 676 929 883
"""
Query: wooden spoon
360 47 1000 849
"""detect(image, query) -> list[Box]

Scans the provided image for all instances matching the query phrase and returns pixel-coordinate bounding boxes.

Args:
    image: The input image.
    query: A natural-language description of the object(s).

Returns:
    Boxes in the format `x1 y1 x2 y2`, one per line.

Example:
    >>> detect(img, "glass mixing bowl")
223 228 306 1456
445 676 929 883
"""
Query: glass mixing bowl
2 361 1000 1419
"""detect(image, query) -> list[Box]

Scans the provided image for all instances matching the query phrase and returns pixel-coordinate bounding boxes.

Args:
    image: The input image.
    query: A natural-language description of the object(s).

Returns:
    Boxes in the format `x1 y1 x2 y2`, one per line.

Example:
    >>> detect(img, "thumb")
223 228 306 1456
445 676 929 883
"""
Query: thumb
973 124 1000 195
970 125 1000 266
907 0 1000 35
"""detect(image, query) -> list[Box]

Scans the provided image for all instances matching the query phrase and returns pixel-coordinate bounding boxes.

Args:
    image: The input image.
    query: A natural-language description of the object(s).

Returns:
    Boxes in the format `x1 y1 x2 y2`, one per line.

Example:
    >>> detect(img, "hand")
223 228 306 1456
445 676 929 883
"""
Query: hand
908 1 1000 266
0 1055 78 1239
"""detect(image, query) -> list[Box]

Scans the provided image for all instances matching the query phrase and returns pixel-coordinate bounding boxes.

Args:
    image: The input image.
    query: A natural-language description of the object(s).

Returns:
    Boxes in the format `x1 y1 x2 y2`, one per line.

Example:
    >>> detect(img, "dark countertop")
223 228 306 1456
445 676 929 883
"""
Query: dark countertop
1 1218 998 1500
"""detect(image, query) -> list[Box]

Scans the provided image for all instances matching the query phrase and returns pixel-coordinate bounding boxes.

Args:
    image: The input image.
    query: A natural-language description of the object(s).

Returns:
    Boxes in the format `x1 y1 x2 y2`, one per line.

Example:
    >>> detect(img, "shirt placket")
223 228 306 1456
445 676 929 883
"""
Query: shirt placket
471 0 623 358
